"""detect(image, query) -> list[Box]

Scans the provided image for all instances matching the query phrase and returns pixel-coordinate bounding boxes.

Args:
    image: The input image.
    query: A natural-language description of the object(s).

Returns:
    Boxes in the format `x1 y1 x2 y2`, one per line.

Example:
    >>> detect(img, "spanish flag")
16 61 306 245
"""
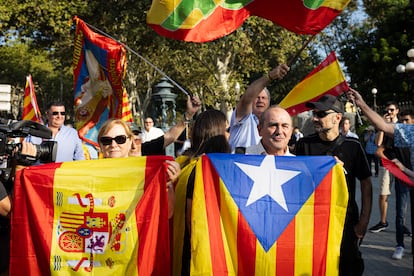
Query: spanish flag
174 154 348 275
10 157 171 275
147 0 350 42
22 75 43 124
279 52 349 116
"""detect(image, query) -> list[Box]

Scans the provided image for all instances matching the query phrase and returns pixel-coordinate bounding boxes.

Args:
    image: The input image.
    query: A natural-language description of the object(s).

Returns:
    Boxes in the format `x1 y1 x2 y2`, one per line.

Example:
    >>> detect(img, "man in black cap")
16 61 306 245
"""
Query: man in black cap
295 94 372 276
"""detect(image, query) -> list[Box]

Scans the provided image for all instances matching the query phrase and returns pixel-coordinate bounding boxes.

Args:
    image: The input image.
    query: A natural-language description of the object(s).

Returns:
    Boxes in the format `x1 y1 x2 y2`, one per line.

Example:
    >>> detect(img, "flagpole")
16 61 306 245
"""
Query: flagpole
287 35 316 66
83 21 192 98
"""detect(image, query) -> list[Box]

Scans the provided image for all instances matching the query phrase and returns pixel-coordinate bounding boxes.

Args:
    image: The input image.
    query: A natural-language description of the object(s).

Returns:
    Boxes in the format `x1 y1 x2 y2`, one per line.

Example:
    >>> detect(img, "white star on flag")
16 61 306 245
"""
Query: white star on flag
235 155 301 211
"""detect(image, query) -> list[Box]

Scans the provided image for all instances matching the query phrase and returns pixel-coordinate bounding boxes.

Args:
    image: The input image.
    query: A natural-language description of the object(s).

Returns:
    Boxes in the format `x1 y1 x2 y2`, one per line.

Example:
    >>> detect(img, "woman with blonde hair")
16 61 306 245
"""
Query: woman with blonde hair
98 118 178 218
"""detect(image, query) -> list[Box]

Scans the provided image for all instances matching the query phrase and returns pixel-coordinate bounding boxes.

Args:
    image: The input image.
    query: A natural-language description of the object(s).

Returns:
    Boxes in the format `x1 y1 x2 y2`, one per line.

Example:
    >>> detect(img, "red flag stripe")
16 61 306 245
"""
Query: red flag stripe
136 156 171 275
236 212 257 275
10 163 62 275
312 170 333 275
202 156 228 275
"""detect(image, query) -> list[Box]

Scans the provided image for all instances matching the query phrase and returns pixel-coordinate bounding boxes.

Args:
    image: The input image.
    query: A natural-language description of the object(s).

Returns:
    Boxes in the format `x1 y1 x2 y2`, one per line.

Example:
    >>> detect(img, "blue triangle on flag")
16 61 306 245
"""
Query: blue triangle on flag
207 153 336 252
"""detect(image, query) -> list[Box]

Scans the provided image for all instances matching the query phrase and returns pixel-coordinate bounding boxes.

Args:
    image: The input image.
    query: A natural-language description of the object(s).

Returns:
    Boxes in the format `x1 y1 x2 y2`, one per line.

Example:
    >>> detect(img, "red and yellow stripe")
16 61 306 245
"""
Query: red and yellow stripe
190 156 347 275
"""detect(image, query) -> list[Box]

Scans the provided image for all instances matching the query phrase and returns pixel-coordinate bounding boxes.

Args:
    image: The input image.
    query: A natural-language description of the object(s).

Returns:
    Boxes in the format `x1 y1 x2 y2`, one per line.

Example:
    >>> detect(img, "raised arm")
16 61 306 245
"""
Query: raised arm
235 64 290 121
347 88 395 135
163 95 201 148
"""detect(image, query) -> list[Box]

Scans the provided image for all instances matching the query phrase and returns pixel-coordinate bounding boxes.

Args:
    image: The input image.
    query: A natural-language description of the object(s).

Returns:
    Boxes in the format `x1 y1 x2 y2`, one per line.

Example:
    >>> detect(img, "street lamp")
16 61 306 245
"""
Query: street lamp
371 88 378 111
396 48 414 104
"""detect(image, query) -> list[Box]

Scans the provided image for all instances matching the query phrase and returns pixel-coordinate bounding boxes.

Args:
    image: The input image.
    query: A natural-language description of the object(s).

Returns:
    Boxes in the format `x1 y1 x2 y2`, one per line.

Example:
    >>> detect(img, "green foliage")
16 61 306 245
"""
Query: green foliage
342 0 414 106
0 0 337 120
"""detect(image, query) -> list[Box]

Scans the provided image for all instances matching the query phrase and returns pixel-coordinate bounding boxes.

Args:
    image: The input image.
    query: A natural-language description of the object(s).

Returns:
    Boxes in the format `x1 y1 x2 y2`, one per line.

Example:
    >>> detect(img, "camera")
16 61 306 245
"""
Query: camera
0 119 57 181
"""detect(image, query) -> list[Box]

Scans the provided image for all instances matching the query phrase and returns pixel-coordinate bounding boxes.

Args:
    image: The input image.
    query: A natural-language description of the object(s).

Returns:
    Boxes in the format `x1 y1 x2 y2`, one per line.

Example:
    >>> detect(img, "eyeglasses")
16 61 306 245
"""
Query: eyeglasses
386 108 395 112
144 121 153 124
312 111 336 118
51 111 66 116
99 135 128 146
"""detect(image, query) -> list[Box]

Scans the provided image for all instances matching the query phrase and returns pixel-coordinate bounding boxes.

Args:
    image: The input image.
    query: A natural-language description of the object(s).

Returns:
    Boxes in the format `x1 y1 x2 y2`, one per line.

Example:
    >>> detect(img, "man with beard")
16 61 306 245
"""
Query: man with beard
295 94 372 276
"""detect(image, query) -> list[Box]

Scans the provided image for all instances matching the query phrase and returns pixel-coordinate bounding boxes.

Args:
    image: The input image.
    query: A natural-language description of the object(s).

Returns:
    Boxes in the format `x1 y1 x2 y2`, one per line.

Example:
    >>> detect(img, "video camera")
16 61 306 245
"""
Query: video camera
0 119 57 181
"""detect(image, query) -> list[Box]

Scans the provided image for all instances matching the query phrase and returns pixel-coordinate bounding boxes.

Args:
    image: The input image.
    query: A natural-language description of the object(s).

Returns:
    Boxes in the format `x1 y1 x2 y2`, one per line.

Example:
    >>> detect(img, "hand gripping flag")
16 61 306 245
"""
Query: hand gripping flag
381 157 414 187
22 75 43 124
173 154 348 275
147 0 350 42
73 16 127 147
279 52 349 116
10 156 171 275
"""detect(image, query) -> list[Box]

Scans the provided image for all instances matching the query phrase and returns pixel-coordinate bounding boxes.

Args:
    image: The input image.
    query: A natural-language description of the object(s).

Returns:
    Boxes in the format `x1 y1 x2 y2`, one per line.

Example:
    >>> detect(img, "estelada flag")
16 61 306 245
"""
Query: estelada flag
73 16 127 148
147 0 350 42
10 157 171 275
174 154 348 275
22 75 43 124
279 51 349 116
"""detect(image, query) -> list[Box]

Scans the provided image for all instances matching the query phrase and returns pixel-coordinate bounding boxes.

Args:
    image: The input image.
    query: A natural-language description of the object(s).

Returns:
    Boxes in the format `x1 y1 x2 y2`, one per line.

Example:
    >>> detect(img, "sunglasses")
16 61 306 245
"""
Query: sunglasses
312 111 336 118
51 111 66 116
99 135 128 146
386 108 395 112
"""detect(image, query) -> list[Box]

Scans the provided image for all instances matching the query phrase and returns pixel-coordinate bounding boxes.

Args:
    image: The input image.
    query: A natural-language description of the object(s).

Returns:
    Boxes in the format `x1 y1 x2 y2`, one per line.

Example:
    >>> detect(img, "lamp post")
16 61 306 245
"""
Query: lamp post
371 88 378 112
396 48 414 105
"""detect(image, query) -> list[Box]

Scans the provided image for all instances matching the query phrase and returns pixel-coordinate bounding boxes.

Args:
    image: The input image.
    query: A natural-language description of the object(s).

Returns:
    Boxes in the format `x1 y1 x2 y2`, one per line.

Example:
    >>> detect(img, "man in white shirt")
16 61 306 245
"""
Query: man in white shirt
246 105 294 156
229 64 290 153
341 116 359 139
141 117 164 143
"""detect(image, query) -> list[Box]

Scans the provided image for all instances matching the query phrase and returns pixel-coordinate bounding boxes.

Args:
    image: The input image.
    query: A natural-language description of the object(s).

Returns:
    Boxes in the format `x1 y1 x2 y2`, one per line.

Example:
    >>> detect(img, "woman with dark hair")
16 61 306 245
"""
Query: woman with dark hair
174 109 230 275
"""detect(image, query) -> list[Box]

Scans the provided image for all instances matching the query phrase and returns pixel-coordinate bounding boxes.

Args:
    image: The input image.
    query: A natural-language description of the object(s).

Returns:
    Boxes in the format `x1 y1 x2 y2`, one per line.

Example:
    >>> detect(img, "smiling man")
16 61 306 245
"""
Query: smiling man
295 94 372 276
229 64 290 153
26 101 85 162
245 105 294 156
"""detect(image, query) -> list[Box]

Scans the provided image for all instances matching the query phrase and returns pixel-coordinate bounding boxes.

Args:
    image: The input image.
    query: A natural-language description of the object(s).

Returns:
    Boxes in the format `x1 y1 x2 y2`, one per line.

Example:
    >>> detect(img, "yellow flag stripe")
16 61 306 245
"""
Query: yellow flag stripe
50 158 149 275
326 164 348 275
191 160 213 273
295 193 315 275
220 178 239 274
279 60 346 109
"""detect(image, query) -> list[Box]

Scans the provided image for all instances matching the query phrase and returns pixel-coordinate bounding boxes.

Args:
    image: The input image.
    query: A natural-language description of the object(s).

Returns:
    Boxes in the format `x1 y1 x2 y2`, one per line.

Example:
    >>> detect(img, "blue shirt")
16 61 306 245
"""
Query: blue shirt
364 132 377 154
26 125 85 162
229 110 260 152
394 124 414 169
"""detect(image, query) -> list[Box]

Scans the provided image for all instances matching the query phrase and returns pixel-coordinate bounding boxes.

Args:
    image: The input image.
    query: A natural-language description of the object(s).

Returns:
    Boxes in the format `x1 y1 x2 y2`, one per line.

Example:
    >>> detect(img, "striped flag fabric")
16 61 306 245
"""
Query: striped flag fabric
381 157 414 187
121 88 133 122
279 52 349 116
147 0 350 42
73 16 127 147
22 75 43 123
10 156 171 275
174 154 348 275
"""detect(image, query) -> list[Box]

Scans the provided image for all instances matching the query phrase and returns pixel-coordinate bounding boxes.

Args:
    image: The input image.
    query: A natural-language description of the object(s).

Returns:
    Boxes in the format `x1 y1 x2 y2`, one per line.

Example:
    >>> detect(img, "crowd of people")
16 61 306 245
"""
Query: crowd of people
1 63 414 275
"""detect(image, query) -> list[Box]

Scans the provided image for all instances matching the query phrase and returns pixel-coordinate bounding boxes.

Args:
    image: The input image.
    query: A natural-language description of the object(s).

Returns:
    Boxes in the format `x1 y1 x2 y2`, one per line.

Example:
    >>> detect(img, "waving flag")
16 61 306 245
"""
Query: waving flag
147 0 350 42
279 52 349 116
381 157 414 187
174 154 348 275
10 157 171 275
121 88 133 122
22 75 43 123
73 16 127 147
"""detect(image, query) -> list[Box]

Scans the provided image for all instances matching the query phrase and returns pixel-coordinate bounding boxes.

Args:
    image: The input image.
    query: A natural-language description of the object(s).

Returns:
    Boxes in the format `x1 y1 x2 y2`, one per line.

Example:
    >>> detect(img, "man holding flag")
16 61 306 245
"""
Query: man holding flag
295 95 372 275
229 64 290 153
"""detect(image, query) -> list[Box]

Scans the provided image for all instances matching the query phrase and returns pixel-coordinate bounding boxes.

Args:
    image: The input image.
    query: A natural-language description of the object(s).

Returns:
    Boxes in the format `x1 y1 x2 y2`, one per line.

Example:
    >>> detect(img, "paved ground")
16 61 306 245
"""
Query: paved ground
357 173 413 276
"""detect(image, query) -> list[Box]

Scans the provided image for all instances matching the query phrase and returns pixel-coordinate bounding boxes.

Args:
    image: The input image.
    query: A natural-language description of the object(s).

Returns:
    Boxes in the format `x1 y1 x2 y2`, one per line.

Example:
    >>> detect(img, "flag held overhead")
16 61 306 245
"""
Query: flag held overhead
147 0 351 42
279 52 349 116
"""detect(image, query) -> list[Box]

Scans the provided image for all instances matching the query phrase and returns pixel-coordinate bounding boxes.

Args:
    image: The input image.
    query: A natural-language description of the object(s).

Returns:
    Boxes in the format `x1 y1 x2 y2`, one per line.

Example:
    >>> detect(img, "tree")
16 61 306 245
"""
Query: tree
341 0 414 107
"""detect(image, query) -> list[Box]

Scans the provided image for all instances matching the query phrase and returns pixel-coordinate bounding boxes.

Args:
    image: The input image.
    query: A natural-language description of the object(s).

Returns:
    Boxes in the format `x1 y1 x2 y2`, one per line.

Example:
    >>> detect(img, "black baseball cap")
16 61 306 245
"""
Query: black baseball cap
305 94 344 114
